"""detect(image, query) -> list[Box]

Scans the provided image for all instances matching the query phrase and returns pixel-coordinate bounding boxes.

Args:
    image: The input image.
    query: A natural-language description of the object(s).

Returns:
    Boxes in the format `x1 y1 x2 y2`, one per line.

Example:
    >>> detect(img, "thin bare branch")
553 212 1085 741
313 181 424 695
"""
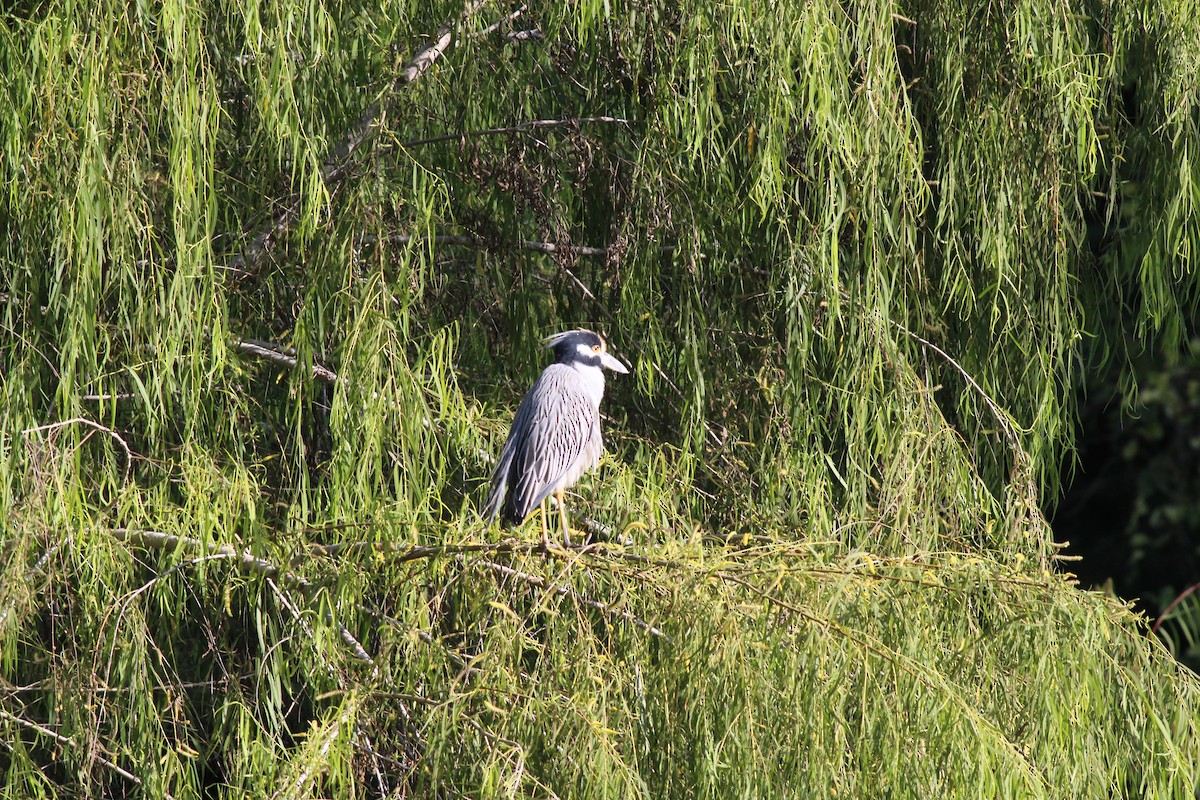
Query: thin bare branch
232 338 339 383
110 529 377 664
0 543 62 629
268 578 373 664
367 232 664 259
227 0 492 276
0 708 172 799
1150 580 1200 637
469 5 526 38
892 322 1021 449
21 417 134 482
110 528 316 593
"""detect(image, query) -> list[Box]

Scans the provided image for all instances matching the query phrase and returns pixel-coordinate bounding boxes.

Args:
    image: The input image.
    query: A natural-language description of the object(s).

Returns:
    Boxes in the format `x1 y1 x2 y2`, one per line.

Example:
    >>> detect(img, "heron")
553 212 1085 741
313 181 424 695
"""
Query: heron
483 329 628 549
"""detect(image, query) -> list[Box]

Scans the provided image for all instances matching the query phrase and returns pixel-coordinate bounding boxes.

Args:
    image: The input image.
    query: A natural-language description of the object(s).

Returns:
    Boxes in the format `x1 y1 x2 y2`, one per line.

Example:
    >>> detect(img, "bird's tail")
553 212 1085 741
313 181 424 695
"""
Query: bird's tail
482 464 508 526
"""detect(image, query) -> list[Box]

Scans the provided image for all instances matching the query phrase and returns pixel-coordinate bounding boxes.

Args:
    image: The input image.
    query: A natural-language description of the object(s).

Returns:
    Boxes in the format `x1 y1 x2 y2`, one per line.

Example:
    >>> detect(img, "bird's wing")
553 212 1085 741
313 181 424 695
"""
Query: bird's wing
483 390 531 524
506 367 599 522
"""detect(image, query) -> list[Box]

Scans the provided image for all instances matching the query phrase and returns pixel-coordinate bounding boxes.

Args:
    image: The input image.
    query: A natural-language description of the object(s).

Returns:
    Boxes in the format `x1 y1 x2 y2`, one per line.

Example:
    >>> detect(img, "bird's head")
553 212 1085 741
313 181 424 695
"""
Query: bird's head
542 329 629 374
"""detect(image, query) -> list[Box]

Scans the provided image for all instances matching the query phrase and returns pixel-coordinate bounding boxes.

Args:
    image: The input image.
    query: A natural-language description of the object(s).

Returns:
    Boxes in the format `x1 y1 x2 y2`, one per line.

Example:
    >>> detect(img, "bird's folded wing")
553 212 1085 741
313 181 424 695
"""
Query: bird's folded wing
509 370 598 520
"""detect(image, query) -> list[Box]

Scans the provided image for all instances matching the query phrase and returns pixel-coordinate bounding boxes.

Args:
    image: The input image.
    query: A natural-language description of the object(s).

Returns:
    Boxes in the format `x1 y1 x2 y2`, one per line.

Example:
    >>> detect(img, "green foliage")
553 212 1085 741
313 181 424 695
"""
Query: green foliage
2 0 1200 797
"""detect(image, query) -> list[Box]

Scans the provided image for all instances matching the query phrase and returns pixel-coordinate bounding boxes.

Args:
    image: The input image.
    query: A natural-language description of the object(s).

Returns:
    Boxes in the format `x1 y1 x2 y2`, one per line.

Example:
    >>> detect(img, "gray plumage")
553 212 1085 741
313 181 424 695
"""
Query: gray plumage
484 329 628 528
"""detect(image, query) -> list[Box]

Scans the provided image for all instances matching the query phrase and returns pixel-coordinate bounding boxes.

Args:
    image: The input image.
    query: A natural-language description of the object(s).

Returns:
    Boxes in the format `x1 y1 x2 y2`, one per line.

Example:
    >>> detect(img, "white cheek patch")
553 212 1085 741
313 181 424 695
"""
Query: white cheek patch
576 342 594 358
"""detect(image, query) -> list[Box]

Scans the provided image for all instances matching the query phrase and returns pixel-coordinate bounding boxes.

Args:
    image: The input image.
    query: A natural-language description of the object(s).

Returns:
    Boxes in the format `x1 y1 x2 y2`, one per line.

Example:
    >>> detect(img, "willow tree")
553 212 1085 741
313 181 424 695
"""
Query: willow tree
2 0 1199 796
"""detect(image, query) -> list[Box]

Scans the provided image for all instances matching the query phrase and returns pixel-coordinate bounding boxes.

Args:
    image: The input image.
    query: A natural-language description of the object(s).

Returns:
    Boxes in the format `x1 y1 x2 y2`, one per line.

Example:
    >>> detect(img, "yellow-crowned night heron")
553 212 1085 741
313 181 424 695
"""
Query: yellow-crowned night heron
483 329 628 549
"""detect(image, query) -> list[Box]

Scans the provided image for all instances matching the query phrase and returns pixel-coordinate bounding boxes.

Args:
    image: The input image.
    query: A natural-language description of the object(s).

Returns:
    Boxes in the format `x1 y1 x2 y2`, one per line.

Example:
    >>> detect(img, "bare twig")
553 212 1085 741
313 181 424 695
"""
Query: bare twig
22 417 134 482
364 232 666 260
0 708 173 799
0 543 62 628
507 29 543 42
372 691 520 748
1150 580 1200 637
469 5 526 37
268 700 357 800
109 528 378 663
268 577 373 664
227 0 492 276
312 539 537 560
232 338 338 383
892 322 1021 448
103 552 243 685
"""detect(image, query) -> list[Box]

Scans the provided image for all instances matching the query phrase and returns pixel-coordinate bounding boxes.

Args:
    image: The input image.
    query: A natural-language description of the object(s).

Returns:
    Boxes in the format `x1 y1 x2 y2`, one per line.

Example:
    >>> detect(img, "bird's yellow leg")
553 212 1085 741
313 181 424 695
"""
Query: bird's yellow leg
540 498 551 552
556 489 571 548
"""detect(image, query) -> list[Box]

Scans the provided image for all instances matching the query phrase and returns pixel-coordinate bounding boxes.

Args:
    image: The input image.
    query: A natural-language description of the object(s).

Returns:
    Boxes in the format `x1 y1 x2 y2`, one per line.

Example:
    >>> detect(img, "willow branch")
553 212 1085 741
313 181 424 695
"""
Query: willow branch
232 338 338 383
892 322 1021 449
110 528 302 587
469 4 526 38
400 116 630 149
365 232 668 259
1150 580 1200 637
0 709 172 799
470 557 672 641
22 417 134 482
110 528 374 662
227 0 491 277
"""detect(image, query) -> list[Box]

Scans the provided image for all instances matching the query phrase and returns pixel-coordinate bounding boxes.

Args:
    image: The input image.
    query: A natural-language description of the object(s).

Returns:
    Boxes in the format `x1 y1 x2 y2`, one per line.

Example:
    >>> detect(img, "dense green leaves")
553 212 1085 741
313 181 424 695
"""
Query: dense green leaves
2 0 1200 796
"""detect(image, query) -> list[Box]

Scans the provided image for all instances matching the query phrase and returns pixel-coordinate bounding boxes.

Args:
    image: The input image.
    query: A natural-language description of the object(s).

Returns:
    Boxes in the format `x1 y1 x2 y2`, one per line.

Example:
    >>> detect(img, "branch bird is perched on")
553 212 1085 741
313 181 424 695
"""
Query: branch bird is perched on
484 329 629 549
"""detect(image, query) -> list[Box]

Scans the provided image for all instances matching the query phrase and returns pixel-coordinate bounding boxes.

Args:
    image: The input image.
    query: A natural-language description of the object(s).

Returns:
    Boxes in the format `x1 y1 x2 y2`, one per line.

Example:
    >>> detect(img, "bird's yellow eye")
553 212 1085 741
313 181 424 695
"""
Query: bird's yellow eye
593 344 602 352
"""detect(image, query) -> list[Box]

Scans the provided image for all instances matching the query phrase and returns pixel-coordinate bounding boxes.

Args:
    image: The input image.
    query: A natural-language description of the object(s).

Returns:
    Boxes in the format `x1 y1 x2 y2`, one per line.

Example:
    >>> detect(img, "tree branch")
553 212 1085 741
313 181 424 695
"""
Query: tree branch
227 0 492 277
22 417 134 482
232 338 338 383
109 528 374 662
892 322 1021 449
470 557 672 641
364 232 662 259
469 4 527 38
110 528 301 586
0 708 172 799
